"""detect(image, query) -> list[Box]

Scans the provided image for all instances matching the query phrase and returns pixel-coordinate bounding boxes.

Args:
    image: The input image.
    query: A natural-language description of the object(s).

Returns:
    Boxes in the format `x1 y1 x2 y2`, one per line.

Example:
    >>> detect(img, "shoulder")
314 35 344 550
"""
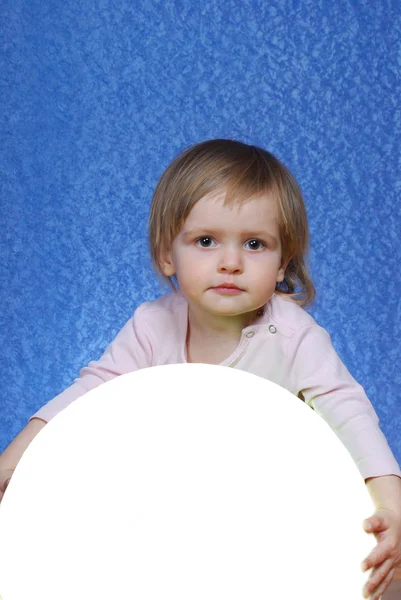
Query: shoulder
132 291 187 336
266 296 352 383
265 295 337 360
135 291 187 318
264 294 320 336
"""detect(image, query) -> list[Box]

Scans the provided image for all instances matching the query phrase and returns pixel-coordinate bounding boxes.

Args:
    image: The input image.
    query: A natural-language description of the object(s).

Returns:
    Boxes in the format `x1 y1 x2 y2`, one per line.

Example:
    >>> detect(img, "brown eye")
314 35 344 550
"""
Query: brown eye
245 239 264 250
196 237 216 248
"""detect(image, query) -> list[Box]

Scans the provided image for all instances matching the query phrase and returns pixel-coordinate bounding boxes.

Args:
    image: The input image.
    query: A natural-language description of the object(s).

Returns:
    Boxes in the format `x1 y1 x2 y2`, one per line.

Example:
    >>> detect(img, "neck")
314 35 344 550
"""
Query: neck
187 303 258 342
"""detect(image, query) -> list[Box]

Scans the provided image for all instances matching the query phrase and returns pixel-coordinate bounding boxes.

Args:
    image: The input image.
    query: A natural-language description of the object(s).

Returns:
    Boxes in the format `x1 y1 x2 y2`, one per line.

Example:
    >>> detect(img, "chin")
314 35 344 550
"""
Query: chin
209 305 253 317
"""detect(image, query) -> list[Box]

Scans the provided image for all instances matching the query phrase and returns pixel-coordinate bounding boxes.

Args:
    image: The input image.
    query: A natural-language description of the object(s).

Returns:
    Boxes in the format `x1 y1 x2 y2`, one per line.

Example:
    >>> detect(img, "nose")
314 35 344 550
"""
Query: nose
217 246 243 274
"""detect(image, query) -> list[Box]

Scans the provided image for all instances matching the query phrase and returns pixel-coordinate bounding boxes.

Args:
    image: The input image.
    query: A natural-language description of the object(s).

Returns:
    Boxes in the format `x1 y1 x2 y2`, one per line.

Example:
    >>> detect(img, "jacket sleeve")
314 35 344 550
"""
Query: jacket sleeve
30 306 153 423
286 324 401 480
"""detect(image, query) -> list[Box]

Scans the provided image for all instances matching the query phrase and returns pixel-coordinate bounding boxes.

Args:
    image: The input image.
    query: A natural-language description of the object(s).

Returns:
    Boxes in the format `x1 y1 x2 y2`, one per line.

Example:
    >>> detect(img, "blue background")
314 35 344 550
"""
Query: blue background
1 0 400 465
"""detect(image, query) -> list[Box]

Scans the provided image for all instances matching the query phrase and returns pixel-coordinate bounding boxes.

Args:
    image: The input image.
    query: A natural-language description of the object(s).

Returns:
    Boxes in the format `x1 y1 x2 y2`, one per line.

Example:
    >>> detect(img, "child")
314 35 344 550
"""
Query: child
1 139 400 599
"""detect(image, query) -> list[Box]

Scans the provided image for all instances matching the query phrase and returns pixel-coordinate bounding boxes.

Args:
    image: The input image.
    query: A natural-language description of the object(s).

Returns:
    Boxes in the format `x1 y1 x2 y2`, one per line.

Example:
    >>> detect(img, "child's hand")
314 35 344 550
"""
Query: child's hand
0 468 14 502
361 507 401 599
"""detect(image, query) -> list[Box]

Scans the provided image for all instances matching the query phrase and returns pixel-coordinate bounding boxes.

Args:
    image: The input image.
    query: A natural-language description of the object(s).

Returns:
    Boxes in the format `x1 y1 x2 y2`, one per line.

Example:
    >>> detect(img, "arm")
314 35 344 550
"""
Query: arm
366 475 401 515
1 305 153 500
287 324 401 599
361 475 401 599
0 417 47 501
31 308 153 423
287 324 401 479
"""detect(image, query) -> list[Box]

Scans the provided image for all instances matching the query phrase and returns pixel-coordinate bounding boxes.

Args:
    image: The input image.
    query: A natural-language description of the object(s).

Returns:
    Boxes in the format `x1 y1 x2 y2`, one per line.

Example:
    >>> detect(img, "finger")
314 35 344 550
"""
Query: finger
0 477 11 493
0 469 14 490
0 481 8 502
362 537 397 571
366 566 395 600
362 559 393 599
364 514 389 534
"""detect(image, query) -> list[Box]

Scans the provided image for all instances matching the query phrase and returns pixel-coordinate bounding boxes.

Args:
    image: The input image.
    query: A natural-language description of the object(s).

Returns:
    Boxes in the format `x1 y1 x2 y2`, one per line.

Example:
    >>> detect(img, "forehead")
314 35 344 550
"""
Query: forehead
182 189 279 231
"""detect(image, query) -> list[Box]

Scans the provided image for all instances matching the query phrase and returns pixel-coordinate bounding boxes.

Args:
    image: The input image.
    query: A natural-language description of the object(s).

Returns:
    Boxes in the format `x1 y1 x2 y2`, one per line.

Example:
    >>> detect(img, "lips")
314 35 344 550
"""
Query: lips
213 283 241 290
210 283 244 293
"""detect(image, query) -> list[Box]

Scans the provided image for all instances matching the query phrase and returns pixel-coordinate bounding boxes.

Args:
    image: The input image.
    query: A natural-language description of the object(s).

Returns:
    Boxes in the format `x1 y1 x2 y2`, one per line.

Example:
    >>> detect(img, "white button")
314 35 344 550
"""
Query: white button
269 325 277 334
246 331 255 338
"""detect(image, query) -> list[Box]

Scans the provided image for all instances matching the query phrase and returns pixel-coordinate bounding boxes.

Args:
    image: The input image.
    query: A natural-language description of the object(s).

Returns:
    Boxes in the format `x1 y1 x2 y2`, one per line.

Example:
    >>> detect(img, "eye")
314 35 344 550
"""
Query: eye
196 237 216 248
245 239 265 251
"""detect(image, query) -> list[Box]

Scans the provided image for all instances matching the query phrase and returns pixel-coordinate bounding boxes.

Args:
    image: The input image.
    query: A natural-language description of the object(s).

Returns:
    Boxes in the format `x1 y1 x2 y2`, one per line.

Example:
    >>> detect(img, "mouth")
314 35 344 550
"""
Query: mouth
210 284 244 294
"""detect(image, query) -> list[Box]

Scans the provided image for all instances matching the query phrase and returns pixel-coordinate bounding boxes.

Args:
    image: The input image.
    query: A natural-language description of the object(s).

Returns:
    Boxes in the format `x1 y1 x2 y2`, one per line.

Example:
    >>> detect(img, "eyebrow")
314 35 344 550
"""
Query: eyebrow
182 228 279 243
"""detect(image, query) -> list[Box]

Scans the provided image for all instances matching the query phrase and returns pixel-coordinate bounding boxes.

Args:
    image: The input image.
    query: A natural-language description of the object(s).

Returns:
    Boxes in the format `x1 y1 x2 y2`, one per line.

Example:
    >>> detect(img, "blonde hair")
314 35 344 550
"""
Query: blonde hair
148 139 315 307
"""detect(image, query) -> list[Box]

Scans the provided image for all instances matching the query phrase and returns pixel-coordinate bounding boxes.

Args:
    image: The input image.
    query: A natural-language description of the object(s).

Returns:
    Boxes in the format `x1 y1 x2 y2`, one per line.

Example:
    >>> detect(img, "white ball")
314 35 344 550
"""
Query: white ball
0 364 375 600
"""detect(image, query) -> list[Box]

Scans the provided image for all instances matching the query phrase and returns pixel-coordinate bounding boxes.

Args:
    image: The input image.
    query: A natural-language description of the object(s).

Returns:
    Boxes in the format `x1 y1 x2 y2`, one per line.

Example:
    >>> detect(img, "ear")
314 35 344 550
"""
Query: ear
160 249 176 277
276 256 291 283
276 266 286 283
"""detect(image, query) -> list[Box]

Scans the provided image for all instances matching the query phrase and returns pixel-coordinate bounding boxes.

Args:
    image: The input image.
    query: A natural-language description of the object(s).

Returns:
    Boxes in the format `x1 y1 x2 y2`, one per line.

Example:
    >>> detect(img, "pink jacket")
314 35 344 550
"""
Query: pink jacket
32 292 401 480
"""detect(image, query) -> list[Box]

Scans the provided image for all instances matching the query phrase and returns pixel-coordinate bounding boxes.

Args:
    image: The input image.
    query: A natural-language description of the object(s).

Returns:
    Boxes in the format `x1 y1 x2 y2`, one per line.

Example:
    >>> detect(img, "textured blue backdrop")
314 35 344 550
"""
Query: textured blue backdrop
1 0 400 466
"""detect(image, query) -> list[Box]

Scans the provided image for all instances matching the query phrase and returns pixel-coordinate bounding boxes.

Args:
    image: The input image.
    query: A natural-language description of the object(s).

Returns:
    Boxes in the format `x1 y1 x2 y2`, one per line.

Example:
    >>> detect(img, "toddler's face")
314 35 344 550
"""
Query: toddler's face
161 189 286 320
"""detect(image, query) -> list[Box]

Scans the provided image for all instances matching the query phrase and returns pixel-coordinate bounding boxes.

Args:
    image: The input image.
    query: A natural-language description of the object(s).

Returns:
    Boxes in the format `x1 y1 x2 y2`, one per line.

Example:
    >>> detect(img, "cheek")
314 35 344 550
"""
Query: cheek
247 255 283 285
176 254 210 288
248 253 281 270
178 250 207 270
175 256 199 280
